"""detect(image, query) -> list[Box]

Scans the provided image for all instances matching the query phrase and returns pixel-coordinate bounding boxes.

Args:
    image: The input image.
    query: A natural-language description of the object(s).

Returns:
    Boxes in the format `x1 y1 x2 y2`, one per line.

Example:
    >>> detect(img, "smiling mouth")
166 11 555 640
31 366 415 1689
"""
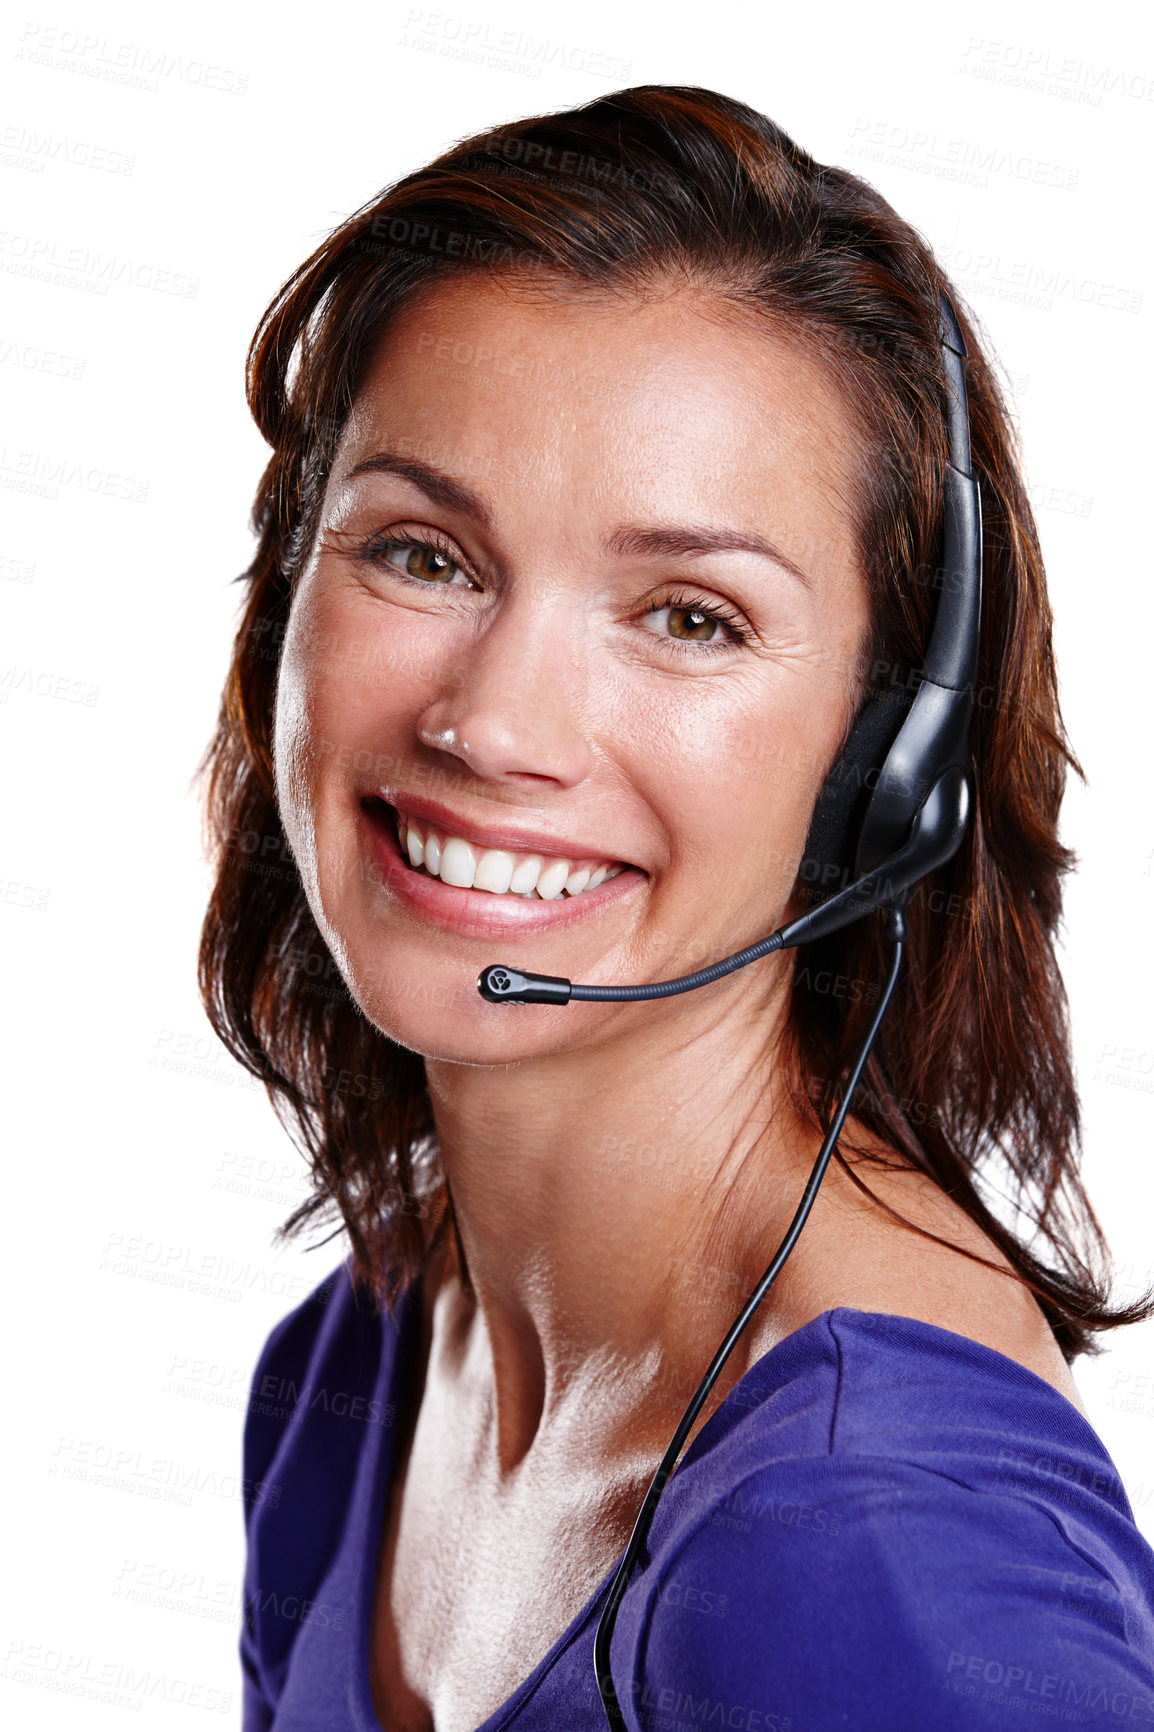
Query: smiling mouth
373 799 628 901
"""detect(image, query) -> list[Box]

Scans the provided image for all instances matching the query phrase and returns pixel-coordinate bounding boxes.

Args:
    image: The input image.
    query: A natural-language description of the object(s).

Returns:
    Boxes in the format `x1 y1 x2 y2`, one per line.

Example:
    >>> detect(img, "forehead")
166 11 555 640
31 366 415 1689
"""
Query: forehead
334 272 863 576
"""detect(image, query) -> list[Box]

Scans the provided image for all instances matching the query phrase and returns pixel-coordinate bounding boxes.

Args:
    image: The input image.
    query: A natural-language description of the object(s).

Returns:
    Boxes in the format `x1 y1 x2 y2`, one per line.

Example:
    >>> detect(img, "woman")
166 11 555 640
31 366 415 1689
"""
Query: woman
199 86 1154 1730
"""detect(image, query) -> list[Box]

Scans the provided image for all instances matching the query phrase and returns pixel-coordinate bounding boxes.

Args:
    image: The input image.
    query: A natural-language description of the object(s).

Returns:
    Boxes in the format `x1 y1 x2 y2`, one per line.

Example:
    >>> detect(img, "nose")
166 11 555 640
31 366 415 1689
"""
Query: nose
414 589 594 791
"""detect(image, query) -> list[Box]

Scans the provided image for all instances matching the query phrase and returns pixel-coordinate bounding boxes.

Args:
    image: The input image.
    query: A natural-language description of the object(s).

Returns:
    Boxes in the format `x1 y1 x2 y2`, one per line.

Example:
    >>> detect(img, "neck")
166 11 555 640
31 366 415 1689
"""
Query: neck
420 963 823 1473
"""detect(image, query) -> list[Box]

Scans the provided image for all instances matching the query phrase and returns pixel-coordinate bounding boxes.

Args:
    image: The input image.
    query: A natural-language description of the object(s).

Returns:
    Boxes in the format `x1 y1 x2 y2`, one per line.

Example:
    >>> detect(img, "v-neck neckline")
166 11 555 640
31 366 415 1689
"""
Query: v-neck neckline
349 1281 614 1732
343 1294 1104 1732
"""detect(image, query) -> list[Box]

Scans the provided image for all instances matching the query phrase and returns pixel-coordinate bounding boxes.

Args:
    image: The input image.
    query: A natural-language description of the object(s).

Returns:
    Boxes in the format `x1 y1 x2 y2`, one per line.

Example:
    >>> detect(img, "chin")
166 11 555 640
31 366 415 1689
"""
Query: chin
331 924 586 1067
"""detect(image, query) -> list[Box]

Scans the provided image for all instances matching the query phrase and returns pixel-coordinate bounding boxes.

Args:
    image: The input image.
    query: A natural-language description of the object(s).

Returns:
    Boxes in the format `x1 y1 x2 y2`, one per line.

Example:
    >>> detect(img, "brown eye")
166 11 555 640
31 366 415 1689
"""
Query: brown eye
639 594 748 655
356 530 476 594
667 605 719 642
400 543 459 583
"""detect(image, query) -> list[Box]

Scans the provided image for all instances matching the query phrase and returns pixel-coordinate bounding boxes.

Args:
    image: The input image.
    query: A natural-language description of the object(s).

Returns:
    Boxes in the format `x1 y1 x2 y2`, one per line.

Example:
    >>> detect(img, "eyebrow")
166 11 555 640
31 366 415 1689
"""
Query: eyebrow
344 449 814 590
604 523 813 589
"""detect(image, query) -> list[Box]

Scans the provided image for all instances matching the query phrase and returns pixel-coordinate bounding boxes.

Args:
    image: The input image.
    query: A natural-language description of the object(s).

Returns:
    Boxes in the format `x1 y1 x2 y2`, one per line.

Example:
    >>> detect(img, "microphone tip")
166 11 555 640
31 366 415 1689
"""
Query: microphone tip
477 966 573 1005
478 965 516 1001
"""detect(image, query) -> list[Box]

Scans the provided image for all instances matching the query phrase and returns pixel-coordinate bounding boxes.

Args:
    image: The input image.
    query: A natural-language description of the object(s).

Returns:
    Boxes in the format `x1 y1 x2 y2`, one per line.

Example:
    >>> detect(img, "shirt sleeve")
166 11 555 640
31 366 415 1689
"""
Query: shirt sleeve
238 1268 349 1732
614 1453 1154 1731
239 1319 293 1730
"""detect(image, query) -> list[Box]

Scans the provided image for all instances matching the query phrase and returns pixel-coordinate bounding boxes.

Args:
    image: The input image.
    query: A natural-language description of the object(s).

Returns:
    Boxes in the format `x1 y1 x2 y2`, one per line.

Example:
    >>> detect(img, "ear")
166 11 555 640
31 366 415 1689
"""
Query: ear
798 686 914 900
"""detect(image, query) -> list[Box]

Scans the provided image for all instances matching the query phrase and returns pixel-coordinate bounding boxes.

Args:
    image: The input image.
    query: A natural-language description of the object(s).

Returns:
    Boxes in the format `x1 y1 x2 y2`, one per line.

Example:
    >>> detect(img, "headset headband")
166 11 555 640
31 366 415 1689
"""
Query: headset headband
799 289 982 895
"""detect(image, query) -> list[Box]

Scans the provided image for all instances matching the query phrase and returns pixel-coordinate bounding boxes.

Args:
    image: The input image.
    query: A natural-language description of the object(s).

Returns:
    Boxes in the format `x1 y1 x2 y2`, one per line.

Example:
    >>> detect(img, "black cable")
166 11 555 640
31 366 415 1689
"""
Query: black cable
593 906 907 1727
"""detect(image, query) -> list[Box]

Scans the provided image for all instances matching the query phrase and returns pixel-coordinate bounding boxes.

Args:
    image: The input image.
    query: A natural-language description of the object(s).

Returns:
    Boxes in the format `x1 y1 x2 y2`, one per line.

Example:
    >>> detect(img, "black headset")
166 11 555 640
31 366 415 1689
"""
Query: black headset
473 291 983 1726
798 291 981 913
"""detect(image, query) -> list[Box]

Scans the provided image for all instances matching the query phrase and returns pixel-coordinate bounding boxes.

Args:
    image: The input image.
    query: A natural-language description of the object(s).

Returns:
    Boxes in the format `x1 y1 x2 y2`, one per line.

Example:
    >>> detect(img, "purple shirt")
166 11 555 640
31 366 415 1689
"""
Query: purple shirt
240 1265 1154 1729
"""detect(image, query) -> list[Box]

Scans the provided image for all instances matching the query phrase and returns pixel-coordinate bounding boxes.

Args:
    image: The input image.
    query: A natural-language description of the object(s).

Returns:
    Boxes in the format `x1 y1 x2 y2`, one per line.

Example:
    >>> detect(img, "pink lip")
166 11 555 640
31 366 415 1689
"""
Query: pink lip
359 799 646 940
372 786 636 869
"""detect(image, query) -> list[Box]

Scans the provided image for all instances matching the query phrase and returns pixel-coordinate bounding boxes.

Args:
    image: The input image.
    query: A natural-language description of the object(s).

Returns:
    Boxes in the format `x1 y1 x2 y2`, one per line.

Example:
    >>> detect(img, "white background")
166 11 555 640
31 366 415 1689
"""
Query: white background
2 0 1153 1723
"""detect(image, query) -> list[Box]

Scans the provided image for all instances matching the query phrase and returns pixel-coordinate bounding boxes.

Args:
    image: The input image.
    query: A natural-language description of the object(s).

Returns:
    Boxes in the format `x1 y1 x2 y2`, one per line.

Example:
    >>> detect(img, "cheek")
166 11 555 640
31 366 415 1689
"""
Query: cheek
272 628 322 892
273 584 443 877
627 672 841 883
272 589 365 872
282 576 459 744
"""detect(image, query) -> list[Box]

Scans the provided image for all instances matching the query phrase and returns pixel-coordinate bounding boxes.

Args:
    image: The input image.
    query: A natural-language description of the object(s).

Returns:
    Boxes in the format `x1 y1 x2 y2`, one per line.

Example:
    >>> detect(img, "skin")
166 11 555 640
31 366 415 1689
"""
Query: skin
273 272 1085 1732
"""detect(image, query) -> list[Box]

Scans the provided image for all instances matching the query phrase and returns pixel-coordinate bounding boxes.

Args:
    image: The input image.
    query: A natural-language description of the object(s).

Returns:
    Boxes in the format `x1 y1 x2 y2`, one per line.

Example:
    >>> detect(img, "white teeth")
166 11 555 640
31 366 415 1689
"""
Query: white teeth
535 859 571 901
472 849 516 895
439 836 476 889
390 807 626 900
509 854 544 895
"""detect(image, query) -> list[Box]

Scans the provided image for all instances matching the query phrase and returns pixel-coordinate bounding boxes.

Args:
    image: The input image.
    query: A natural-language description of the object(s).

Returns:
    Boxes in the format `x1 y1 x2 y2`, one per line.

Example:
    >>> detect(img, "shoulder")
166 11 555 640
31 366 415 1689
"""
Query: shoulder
240 1264 407 1723
240 1260 377 1489
240 1260 401 1503
613 1309 1154 1731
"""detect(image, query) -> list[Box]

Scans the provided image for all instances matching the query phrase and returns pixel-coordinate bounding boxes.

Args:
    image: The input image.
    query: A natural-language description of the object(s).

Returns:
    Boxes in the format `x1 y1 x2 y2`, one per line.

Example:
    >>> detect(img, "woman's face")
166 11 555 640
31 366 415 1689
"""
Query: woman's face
274 273 872 1061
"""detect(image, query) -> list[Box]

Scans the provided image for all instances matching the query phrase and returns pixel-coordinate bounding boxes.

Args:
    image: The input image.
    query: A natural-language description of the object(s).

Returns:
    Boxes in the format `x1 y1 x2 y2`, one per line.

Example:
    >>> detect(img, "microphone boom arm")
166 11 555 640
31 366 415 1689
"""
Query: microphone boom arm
477 764 969 1006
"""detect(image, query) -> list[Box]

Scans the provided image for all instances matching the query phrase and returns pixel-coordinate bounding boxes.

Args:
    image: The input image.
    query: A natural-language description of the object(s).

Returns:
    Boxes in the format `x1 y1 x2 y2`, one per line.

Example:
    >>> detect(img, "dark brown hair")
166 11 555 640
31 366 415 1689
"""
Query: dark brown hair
197 84 1152 1362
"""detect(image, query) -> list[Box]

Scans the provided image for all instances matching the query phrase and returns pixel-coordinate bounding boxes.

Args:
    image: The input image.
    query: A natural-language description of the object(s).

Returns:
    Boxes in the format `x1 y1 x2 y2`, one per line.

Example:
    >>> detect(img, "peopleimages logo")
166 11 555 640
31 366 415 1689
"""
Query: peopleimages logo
395 9 631 81
0 122 134 174
0 446 148 501
945 1651 1154 1720
253 1372 395 1428
15 22 249 95
936 242 1142 315
960 37 1154 105
4 1638 233 1714
0 230 197 297
846 118 1079 191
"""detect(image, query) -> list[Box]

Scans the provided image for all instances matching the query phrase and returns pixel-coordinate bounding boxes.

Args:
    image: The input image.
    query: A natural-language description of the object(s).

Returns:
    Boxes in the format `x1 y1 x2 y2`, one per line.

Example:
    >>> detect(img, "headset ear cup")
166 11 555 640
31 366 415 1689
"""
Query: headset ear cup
799 687 915 901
